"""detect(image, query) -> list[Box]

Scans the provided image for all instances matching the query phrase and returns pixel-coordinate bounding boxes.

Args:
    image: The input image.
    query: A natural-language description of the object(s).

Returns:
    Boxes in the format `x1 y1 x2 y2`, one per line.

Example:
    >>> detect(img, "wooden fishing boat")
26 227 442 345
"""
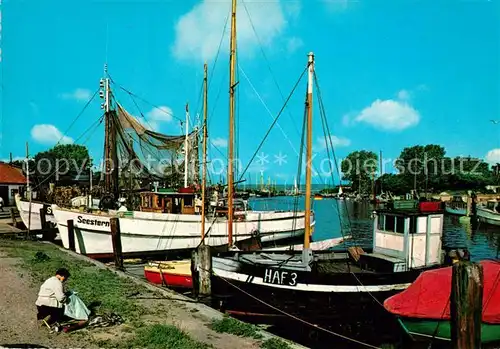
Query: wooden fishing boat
384 260 500 344
144 260 193 289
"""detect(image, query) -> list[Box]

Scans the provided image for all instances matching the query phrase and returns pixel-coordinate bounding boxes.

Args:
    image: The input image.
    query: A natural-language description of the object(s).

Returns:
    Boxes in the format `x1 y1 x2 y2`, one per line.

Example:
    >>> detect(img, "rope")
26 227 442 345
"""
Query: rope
215 271 382 349
237 63 309 183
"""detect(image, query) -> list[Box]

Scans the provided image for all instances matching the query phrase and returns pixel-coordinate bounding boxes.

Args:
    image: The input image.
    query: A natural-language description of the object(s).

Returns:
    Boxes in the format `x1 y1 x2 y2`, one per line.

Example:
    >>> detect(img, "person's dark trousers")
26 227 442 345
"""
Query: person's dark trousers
37 305 64 325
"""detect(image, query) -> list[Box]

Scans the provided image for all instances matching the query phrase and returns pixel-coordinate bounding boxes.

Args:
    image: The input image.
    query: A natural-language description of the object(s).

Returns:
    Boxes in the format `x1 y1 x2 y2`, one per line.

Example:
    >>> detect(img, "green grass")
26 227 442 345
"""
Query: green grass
2 240 144 320
211 316 263 339
118 324 212 349
261 338 292 349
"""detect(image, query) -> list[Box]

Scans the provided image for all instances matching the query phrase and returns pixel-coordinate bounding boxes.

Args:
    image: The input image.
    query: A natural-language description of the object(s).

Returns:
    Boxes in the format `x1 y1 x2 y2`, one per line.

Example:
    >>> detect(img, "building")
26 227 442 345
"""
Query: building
0 162 27 205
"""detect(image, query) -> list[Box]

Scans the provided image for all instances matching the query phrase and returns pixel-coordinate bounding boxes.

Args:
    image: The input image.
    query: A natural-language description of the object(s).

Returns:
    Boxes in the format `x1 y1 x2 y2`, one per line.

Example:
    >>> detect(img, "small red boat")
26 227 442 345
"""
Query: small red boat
144 260 192 289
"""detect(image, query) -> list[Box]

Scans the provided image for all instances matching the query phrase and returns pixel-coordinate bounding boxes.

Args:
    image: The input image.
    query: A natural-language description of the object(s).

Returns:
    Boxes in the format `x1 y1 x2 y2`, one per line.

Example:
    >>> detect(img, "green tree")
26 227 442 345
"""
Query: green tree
378 173 408 195
396 144 446 192
341 150 378 194
33 144 91 182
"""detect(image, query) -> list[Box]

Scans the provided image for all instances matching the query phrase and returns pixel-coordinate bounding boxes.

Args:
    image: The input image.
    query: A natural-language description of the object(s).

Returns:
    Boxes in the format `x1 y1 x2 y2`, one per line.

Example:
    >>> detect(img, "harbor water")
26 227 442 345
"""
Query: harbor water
247 196 500 349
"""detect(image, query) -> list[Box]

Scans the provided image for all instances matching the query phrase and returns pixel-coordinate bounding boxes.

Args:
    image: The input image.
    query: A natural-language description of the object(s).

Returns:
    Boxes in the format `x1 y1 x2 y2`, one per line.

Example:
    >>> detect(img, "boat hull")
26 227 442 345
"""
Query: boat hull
444 206 467 216
476 207 500 226
398 318 500 343
144 261 193 289
51 206 311 258
210 258 431 330
15 195 60 239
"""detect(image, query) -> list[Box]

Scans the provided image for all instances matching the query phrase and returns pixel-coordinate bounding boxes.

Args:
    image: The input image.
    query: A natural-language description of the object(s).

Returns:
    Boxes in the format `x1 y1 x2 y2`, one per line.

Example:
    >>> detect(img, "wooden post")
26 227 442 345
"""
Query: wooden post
67 220 75 251
10 208 17 226
39 208 47 230
451 261 483 349
198 244 212 296
191 250 199 300
110 217 124 270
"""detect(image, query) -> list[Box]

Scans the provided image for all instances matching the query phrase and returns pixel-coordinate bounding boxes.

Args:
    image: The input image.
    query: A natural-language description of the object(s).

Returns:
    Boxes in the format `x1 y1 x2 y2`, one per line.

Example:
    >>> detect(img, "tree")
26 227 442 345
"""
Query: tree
33 144 91 183
341 151 378 194
396 144 446 192
378 173 408 195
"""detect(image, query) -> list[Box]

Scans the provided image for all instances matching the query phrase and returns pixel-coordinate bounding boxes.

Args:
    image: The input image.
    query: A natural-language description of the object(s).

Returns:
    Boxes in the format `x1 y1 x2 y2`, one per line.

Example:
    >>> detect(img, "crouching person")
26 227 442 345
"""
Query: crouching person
35 268 70 332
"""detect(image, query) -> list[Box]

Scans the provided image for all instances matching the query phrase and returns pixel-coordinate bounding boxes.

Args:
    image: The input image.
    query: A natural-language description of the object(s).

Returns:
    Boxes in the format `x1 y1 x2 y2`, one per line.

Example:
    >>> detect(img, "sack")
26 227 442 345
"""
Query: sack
64 291 90 321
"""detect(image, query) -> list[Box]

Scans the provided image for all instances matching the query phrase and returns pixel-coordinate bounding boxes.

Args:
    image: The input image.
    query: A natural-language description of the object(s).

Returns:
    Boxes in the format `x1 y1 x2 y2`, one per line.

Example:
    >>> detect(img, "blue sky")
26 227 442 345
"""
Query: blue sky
0 0 498 185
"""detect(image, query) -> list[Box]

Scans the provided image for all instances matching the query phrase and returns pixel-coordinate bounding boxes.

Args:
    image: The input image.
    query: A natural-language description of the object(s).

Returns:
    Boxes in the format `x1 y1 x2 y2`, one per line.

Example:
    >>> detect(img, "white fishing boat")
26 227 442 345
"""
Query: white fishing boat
15 194 57 230
51 190 312 258
476 200 500 226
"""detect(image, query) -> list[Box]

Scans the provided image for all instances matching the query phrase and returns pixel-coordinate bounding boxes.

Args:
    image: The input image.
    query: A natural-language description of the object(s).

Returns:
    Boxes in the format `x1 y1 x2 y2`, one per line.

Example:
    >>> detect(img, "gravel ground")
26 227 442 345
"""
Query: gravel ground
0 250 96 349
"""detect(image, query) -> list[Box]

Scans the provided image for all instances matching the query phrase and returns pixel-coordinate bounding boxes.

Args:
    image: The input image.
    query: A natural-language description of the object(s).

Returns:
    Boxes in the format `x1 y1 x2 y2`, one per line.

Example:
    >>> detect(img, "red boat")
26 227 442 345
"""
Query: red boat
144 260 192 289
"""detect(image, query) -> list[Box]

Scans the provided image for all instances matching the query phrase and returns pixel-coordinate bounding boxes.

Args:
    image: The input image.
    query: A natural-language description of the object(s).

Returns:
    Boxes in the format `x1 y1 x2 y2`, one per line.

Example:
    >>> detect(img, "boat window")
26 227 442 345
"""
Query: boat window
184 196 193 207
409 217 417 234
385 215 395 232
487 201 496 211
396 216 405 234
377 215 385 230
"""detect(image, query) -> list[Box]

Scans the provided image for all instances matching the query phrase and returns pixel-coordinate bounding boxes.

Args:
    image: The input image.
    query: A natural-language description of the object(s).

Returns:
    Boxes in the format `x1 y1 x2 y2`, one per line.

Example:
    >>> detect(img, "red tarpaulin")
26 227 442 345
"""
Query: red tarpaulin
384 260 500 324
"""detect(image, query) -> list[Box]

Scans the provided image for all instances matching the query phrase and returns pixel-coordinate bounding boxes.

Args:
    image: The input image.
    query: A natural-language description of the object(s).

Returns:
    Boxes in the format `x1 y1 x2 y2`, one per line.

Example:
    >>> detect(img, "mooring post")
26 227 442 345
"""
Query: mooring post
67 219 75 251
198 244 212 297
191 249 199 300
110 217 124 270
39 208 47 230
10 208 17 226
451 261 483 349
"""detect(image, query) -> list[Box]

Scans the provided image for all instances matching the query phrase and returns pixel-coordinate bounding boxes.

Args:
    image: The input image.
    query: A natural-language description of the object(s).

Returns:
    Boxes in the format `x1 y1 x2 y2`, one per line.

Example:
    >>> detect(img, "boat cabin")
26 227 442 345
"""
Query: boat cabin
484 199 500 213
361 201 444 273
140 188 199 215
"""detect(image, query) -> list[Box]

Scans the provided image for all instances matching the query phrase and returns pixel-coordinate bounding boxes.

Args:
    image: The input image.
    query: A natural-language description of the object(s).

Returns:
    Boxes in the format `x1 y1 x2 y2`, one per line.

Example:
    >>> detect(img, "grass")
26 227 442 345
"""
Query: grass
118 324 212 349
261 338 292 349
211 315 263 339
2 239 144 320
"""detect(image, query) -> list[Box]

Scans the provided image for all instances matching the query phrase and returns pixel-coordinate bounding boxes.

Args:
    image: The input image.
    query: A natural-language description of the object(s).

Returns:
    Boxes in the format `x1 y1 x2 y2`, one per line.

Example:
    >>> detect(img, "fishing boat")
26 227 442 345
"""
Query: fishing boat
47 62 311 259
145 235 351 289
15 194 57 231
384 260 500 344
444 195 467 216
476 199 500 226
206 43 459 340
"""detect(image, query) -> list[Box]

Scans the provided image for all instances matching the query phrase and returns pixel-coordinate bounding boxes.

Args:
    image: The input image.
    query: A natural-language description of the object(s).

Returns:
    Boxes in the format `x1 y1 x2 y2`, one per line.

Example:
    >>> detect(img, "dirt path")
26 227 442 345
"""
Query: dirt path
0 250 95 349
0 241 264 349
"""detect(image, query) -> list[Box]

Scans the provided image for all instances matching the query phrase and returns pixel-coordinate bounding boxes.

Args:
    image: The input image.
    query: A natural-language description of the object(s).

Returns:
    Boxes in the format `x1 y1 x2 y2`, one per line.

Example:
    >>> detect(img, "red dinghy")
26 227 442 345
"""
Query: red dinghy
144 260 192 289
384 260 500 343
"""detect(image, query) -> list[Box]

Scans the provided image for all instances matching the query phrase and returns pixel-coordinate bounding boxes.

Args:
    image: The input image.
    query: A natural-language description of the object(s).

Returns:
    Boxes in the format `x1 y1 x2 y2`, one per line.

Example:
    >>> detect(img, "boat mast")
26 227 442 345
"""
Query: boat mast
201 63 208 241
303 52 314 260
101 64 118 199
184 103 190 188
227 0 237 247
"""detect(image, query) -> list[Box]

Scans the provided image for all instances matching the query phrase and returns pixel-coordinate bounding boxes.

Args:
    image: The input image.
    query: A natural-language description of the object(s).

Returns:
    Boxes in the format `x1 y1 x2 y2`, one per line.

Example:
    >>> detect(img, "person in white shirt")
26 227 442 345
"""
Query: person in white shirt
35 268 70 329
0 196 4 212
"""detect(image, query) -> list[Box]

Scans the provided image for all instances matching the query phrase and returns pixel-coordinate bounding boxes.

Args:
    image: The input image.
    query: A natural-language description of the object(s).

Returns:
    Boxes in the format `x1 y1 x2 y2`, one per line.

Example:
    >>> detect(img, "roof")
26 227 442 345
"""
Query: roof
0 162 27 184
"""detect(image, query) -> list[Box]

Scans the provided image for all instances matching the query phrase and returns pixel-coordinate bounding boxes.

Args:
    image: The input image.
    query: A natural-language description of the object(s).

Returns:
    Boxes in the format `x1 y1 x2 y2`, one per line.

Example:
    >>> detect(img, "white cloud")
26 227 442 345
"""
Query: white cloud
485 149 500 164
211 137 228 148
143 106 174 131
60 88 92 102
172 0 294 62
353 99 420 131
286 36 303 54
31 124 74 145
317 135 351 150
397 89 410 101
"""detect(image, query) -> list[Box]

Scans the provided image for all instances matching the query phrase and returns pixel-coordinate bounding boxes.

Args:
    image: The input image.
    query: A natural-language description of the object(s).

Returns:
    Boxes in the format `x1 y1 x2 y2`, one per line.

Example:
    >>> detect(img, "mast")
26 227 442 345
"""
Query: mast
227 0 237 247
303 52 314 254
184 103 190 188
101 65 118 199
26 141 32 235
201 63 208 241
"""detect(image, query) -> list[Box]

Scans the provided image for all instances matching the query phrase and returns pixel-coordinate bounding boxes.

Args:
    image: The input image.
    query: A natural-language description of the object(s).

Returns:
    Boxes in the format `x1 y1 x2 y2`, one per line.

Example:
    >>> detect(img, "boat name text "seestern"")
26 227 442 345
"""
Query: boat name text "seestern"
263 268 298 287
77 216 110 227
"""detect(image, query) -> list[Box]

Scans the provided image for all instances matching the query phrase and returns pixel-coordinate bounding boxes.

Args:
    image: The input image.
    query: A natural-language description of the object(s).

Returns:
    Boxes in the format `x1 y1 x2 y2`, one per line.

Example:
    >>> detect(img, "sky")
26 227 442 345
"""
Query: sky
0 0 499 185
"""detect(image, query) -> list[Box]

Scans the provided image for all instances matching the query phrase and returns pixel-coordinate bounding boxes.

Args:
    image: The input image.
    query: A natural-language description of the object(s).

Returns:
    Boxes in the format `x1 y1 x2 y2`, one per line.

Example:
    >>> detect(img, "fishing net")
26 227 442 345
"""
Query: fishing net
113 103 199 186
